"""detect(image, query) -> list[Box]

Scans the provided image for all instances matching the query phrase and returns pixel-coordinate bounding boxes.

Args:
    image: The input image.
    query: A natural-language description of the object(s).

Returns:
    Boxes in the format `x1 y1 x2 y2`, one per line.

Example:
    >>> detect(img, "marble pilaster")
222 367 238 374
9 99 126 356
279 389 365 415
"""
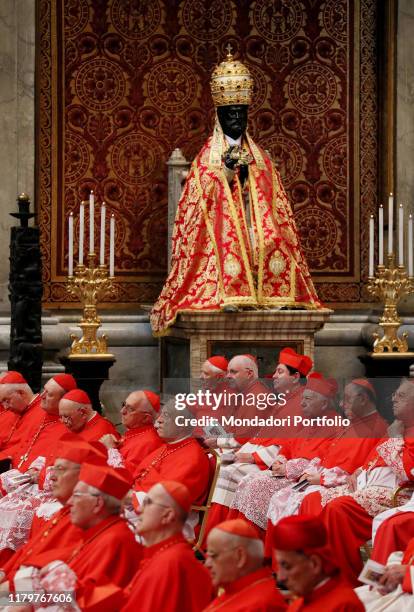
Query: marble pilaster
0 0 35 307
397 0 414 312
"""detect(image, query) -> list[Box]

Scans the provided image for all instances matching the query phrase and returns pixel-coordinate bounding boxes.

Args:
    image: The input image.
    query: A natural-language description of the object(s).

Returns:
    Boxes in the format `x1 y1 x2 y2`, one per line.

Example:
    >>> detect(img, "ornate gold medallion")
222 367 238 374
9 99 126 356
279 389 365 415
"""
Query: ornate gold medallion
269 251 286 276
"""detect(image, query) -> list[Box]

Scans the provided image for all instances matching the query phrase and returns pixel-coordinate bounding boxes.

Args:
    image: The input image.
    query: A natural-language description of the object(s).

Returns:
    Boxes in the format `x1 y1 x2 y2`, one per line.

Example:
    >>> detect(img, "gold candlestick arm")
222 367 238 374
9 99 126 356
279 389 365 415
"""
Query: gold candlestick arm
66 253 116 358
367 253 414 353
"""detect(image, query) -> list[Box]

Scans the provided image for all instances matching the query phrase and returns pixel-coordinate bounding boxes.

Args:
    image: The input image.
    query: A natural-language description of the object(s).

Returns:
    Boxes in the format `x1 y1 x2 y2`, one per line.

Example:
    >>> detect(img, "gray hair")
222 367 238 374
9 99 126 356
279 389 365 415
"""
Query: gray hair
86 484 122 514
4 383 32 396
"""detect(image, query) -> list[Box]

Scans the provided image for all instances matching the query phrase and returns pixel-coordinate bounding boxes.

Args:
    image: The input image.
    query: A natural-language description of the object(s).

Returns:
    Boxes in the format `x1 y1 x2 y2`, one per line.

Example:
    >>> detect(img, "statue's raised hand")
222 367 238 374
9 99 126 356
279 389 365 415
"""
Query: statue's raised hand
223 145 240 170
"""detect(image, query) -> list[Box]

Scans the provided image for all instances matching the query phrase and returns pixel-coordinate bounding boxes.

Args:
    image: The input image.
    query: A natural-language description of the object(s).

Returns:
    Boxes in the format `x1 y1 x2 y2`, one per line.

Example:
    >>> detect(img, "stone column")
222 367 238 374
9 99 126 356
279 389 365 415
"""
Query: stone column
166 148 190 268
397 0 414 312
0 0 35 307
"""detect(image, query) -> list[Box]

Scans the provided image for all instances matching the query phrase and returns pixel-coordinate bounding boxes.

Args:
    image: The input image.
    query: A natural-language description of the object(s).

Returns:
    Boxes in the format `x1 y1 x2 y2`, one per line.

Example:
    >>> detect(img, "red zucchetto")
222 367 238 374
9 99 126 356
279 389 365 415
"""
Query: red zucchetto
273 515 327 551
57 433 107 465
160 481 191 513
278 347 313 376
351 378 376 397
62 389 91 405
215 518 261 539
306 372 338 398
273 515 337 574
143 390 160 413
1 371 27 384
53 374 77 392
207 356 228 372
79 463 132 500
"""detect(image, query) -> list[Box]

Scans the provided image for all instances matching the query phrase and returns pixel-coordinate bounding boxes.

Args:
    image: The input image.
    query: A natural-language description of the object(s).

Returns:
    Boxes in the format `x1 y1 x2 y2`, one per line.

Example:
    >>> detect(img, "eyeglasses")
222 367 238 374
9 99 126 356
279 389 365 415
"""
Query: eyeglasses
121 401 136 413
142 496 170 509
71 491 101 499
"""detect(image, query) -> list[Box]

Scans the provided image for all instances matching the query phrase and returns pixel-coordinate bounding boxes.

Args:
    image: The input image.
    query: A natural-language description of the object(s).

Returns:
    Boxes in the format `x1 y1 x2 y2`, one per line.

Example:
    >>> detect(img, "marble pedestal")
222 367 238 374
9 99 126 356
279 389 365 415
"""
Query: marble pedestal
160 309 333 382
60 355 116 414
359 352 414 378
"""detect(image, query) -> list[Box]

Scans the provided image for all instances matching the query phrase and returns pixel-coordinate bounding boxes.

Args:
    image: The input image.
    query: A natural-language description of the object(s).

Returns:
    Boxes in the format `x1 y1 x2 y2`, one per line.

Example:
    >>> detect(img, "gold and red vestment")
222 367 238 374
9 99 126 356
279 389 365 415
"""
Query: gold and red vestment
151 122 321 336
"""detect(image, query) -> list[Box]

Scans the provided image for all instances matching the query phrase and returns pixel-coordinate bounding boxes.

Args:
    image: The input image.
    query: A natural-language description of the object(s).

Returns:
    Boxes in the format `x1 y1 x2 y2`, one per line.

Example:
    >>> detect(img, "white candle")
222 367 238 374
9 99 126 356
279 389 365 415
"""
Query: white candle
399 204 404 266
68 213 74 276
369 214 374 277
379 205 384 265
79 202 84 265
388 192 393 254
109 213 115 277
89 190 94 254
409 214 413 277
100 202 106 265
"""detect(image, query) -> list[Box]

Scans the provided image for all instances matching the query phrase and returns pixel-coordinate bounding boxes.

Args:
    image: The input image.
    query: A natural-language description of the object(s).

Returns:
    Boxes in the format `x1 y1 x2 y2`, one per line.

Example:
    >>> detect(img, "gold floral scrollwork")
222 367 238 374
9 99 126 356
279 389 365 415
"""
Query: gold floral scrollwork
269 251 286 276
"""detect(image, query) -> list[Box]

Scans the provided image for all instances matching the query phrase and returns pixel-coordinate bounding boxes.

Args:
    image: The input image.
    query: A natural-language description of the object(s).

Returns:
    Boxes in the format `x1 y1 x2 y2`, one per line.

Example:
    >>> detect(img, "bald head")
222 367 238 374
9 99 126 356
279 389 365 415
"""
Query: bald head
227 355 258 391
206 527 264 587
121 390 157 430
2 382 34 414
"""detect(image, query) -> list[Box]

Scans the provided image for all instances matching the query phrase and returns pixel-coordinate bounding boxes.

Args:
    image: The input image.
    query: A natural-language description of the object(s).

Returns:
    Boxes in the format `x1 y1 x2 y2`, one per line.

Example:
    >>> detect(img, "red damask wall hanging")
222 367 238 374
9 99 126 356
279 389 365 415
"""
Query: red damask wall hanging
37 0 378 306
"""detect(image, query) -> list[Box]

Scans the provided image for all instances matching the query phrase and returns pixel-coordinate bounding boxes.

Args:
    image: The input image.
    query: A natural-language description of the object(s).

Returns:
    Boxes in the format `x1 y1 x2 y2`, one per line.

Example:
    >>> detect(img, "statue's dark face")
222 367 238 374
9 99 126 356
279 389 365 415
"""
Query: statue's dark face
217 104 248 140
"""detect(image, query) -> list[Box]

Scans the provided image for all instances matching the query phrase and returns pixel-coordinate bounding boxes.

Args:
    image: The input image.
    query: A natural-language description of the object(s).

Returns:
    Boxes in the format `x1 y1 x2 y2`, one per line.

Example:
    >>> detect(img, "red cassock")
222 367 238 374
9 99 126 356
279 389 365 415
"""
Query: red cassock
24 516 141 590
2 506 82 590
0 394 43 460
118 425 163 473
402 536 414 592
7 413 68 471
4 410 119 473
0 411 19 449
122 534 212 612
133 438 210 505
37 413 120 486
370 511 414 564
299 434 414 585
250 385 306 467
318 411 388 482
79 412 119 441
286 574 364 611
203 567 287 611
203 384 303 535
231 379 274 442
263 426 339 560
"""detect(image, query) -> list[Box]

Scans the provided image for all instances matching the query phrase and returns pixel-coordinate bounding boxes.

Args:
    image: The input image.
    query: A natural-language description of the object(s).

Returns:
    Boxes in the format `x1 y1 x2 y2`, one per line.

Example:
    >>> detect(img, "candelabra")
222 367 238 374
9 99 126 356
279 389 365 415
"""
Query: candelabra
66 253 115 358
367 254 414 353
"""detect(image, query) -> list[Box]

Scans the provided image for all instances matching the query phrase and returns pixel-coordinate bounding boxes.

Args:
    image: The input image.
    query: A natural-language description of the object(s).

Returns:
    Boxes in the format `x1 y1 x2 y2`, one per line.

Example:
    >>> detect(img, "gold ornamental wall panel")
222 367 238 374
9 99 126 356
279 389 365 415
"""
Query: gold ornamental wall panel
37 0 379 306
